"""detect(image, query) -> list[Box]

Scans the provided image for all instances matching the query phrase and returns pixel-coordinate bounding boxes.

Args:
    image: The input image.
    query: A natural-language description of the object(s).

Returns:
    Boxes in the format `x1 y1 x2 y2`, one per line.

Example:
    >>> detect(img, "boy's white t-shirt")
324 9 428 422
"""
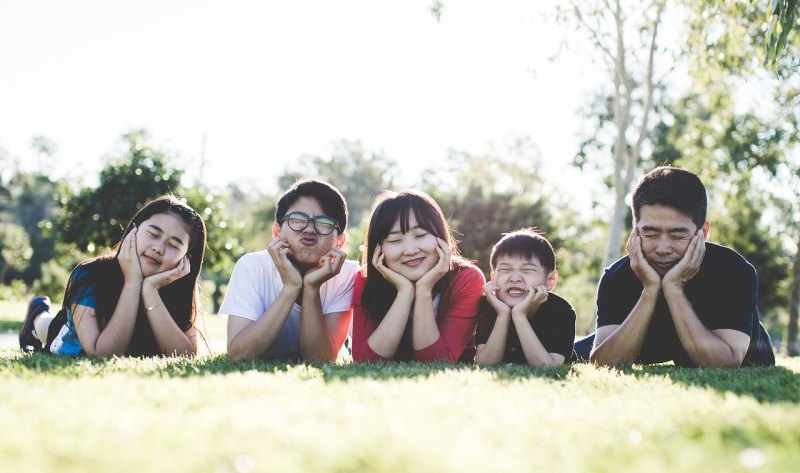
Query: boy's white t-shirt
219 250 359 359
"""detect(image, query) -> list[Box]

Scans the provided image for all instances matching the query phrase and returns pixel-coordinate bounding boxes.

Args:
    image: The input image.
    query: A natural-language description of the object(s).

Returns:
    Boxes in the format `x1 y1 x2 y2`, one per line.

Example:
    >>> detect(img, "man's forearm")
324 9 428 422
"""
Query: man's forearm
591 288 659 365
663 285 742 367
299 286 337 361
228 289 297 361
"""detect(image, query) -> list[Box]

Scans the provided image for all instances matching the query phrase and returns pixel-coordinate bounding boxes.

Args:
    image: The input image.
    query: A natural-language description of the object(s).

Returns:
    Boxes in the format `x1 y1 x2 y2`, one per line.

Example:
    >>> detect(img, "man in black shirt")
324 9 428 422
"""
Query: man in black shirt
575 166 774 367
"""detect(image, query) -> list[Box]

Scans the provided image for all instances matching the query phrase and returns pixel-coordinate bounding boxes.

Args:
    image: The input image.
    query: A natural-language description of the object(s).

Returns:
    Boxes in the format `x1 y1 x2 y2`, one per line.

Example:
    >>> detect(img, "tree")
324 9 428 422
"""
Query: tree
681 0 800 353
420 139 556 277
59 130 185 252
558 0 669 268
765 0 799 67
57 129 243 313
277 140 398 229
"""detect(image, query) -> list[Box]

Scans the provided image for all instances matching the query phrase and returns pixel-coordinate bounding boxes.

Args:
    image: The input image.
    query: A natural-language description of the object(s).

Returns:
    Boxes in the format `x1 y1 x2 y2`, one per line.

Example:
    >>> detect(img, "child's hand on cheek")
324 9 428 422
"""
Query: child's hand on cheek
483 282 511 316
511 284 548 319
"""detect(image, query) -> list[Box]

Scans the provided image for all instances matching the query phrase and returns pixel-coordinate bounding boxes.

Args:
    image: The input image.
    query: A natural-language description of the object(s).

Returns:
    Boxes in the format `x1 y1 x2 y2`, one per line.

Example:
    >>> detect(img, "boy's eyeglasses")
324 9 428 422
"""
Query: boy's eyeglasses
281 212 340 235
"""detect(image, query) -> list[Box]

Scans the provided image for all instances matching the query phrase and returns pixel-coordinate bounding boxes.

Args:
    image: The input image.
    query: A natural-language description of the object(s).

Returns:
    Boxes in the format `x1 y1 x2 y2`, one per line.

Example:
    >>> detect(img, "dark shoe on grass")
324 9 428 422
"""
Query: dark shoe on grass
19 296 51 353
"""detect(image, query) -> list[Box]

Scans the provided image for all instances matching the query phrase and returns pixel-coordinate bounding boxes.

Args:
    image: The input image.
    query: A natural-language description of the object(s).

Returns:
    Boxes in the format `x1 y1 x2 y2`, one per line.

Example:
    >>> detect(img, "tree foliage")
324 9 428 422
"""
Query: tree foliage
59 130 184 253
277 140 398 229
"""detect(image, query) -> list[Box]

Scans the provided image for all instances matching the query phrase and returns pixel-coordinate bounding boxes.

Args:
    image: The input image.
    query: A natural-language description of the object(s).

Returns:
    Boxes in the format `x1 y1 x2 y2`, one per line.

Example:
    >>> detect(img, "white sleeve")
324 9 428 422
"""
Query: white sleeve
322 260 359 315
218 254 268 321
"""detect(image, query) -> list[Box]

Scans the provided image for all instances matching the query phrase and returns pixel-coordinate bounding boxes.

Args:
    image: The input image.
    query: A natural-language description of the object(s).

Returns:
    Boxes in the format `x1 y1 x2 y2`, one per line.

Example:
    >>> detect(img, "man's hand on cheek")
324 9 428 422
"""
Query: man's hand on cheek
627 227 661 290
662 229 705 290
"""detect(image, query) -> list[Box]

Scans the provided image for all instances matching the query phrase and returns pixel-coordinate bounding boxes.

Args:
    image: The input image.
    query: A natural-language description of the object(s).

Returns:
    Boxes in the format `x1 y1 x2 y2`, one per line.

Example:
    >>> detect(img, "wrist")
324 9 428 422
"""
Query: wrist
511 309 531 320
414 285 433 299
641 285 661 299
661 283 685 298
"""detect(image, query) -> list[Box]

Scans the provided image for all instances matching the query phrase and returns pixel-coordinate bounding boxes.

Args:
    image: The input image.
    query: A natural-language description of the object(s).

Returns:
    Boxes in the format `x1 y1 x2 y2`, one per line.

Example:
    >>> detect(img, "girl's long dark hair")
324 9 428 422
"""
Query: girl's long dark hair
360 190 470 324
63 194 206 356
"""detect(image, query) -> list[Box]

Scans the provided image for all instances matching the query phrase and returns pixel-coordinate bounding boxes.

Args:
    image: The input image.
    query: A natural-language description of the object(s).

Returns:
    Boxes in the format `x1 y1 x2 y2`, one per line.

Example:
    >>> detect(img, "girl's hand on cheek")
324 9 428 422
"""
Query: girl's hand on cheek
372 245 414 292
118 227 143 283
415 238 450 293
144 255 191 290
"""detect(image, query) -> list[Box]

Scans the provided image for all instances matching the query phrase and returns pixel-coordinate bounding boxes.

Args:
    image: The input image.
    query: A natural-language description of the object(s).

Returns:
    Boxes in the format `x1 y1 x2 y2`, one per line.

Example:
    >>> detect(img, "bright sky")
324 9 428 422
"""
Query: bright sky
0 0 604 198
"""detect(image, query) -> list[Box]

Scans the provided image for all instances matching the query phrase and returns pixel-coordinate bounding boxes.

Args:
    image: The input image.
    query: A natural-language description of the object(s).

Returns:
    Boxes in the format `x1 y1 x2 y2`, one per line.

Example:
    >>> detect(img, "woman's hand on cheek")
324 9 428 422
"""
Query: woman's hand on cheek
144 255 191 290
372 245 414 292
415 238 451 294
118 227 143 283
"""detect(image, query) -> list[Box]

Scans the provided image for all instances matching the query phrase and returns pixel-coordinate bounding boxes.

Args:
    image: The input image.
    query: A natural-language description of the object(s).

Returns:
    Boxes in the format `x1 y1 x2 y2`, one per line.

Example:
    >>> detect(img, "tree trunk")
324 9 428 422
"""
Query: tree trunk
787 237 800 356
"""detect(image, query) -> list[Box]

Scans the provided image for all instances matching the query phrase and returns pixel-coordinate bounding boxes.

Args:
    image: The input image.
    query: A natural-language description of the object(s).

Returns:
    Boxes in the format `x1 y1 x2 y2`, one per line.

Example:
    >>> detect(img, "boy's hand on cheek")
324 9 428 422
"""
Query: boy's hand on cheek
511 285 548 319
304 248 346 289
267 237 302 290
484 282 510 316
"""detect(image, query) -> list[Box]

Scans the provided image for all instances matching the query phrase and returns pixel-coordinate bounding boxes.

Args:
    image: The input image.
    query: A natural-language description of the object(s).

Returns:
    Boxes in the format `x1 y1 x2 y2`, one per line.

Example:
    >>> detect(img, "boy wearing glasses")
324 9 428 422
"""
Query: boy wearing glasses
222 179 358 361
475 229 576 366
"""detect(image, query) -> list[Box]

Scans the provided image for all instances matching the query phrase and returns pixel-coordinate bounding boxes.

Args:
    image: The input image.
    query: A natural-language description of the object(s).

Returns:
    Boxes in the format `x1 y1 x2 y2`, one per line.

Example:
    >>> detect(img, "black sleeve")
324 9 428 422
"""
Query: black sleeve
693 254 757 335
475 297 496 345
535 296 577 358
596 258 639 328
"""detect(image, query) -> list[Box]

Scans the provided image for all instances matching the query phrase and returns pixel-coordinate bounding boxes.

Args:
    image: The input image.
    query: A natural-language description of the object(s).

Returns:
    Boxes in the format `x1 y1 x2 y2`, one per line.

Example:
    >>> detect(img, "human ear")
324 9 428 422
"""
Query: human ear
272 221 281 238
546 270 559 291
336 232 346 249
702 221 710 239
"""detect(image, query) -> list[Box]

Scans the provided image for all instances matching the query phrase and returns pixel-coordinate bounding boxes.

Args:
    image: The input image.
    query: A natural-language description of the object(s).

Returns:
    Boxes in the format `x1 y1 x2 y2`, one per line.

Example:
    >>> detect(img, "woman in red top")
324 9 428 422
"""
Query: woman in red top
352 190 485 362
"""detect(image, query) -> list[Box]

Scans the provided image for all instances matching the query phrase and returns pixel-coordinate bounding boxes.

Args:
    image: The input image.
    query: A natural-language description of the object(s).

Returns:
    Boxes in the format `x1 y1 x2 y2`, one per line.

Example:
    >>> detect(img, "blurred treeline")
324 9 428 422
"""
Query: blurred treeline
1 1 799 353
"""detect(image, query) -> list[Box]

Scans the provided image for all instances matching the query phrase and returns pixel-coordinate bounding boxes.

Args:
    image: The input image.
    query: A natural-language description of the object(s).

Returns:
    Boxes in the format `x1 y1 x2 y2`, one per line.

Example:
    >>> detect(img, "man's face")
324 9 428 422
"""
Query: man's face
636 204 705 276
492 255 555 308
273 196 344 271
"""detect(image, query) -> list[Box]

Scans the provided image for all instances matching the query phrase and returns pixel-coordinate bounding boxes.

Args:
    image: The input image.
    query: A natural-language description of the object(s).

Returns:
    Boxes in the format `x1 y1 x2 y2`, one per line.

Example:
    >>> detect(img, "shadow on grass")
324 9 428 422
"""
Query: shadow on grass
1 351 574 382
6 351 795 403
611 364 800 405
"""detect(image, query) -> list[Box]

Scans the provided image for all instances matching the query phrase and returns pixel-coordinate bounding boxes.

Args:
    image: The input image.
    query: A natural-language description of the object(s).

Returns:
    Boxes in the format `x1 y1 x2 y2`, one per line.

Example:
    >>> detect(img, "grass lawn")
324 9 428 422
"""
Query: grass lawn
1 301 799 472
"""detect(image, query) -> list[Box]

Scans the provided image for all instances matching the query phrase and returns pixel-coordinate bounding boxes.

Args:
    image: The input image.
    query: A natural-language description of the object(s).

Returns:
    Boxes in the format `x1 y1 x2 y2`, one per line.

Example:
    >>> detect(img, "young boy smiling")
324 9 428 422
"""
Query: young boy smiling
475 229 576 366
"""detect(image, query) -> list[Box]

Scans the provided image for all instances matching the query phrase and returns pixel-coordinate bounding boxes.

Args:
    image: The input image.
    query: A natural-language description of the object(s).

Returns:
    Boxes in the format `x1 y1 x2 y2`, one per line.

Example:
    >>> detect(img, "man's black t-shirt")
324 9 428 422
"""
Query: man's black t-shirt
596 242 774 366
476 292 576 363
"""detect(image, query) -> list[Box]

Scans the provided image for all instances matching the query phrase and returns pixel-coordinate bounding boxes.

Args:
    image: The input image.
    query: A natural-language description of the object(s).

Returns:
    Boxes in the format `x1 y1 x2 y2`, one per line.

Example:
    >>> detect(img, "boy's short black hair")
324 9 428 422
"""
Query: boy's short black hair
490 228 556 274
275 178 348 232
632 166 707 228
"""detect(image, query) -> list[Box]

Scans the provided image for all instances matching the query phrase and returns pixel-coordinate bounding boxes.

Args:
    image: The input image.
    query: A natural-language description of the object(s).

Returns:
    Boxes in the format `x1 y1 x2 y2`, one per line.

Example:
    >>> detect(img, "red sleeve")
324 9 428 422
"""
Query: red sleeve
414 265 485 362
351 272 392 362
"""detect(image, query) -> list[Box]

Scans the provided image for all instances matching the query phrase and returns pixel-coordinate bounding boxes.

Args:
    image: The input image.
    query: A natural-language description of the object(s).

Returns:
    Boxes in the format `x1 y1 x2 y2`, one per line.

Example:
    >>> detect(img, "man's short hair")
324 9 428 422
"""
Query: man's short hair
275 179 348 232
490 228 556 274
632 166 707 228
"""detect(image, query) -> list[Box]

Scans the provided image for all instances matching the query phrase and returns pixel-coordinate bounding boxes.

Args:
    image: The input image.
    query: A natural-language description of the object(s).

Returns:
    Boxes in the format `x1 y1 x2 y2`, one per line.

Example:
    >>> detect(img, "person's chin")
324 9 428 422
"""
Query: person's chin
498 297 519 308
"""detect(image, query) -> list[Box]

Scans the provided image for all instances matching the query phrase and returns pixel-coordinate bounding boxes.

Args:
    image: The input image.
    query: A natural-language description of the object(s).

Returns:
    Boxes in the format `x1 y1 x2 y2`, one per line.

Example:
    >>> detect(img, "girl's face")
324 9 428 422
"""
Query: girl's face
380 212 440 282
136 212 192 277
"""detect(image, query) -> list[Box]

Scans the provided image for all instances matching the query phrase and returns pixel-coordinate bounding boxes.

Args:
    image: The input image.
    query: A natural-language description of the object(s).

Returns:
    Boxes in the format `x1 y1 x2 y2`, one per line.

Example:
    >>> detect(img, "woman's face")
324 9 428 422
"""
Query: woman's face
379 212 440 282
136 212 192 277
